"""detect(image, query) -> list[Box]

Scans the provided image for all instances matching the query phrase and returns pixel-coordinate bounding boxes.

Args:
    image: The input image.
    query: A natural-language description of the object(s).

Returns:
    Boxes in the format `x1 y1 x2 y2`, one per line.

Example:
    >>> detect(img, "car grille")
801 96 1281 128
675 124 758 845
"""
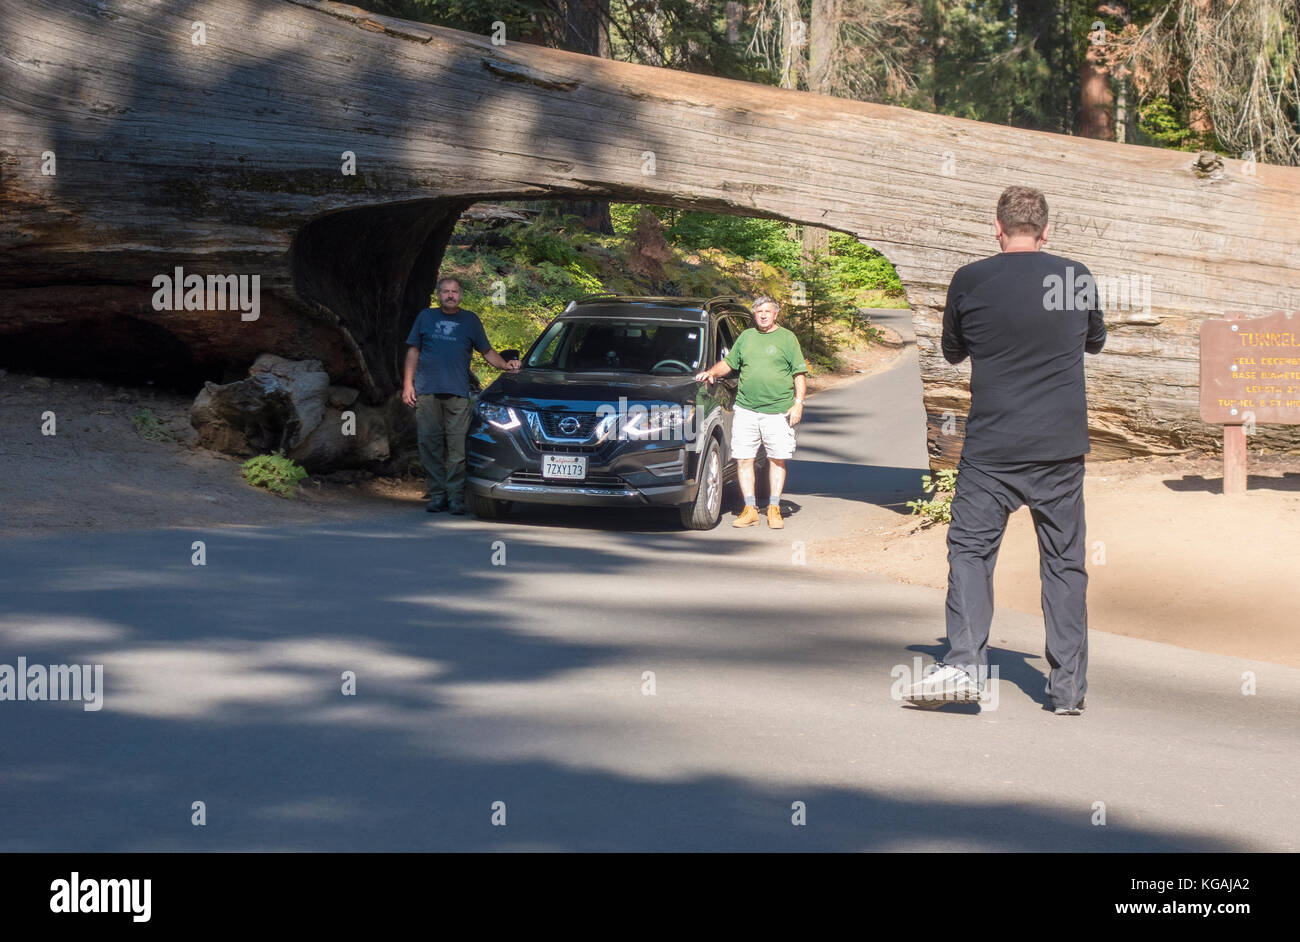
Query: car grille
536 411 604 439
508 472 626 488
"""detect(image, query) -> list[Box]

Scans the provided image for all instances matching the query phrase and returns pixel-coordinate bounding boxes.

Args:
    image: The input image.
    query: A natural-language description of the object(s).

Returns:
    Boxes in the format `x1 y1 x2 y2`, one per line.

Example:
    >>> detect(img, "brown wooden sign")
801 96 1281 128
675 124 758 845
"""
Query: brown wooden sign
1199 311 1300 494
1200 312 1300 425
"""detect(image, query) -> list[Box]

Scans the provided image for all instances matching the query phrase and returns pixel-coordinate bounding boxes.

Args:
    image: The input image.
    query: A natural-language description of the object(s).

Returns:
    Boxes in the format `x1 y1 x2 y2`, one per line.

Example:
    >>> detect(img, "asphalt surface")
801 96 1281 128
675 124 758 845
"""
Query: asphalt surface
2 309 1297 851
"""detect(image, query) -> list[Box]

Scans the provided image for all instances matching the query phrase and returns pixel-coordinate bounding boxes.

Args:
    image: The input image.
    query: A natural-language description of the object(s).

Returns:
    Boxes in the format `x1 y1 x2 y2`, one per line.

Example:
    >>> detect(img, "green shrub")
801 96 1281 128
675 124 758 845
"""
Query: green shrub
241 452 309 498
906 469 958 526
666 211 802 271
827 233 906 299
1136 97 1216 152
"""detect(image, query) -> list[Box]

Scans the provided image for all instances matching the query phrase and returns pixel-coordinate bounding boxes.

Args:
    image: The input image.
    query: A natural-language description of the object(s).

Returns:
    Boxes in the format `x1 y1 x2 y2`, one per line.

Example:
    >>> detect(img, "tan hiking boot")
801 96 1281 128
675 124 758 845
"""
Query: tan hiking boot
766 504 784 528
732 505 761 528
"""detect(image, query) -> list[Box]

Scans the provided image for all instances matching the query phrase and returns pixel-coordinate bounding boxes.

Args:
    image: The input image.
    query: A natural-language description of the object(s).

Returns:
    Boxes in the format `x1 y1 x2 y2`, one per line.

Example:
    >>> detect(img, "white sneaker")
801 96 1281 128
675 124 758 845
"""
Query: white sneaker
900 662 985 708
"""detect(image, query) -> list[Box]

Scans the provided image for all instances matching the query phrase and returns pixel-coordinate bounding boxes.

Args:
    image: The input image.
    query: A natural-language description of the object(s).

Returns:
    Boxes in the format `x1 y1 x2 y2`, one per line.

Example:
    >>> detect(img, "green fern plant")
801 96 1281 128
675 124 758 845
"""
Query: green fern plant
241 452 308 498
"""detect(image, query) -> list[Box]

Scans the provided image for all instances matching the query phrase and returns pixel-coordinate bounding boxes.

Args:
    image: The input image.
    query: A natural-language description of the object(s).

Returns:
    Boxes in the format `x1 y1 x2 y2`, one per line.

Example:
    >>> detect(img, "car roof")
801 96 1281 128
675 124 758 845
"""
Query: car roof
558 296 749 321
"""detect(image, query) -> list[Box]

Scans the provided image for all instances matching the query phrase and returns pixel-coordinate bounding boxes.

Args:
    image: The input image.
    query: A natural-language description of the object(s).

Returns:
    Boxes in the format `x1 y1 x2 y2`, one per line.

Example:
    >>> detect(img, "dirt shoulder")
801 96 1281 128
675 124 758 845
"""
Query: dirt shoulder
0 371 415 538
812 453 1300 668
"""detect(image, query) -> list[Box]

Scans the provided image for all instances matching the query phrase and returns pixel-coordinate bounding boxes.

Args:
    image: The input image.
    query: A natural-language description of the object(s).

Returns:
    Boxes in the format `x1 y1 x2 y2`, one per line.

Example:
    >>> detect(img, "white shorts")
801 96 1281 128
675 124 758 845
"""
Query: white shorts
730 405 796 460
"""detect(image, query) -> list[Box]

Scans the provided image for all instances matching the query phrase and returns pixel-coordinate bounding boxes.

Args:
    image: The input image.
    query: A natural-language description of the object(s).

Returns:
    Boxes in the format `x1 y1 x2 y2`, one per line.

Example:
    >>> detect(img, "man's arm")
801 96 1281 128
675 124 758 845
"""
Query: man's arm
941 274 968 364
787 372 807 426
483 349 521 372
1085 304 1107 354
401 346 419 407
693 360 734 385
697 334 743 385
472 315 520 372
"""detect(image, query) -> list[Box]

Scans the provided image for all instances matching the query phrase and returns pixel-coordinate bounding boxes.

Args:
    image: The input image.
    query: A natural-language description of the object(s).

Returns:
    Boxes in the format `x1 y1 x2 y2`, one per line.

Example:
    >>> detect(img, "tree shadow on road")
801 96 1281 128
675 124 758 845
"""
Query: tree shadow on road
0 521 1249 852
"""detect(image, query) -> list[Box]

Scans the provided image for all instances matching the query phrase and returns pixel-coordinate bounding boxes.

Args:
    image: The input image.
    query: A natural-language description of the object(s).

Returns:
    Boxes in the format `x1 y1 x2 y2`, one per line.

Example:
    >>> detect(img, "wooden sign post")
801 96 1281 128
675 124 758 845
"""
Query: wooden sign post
1199 312 1300 494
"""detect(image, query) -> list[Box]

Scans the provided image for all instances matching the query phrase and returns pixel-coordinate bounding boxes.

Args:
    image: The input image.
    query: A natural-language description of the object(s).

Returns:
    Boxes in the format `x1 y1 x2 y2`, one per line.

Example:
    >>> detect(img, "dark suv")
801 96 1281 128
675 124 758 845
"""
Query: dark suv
466 295 762 529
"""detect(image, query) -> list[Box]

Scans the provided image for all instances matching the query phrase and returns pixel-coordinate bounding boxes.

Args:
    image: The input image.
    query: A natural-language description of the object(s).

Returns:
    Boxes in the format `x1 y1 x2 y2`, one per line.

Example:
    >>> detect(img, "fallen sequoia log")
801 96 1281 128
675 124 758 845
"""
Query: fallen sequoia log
2 0 1299 468
190 354 393 469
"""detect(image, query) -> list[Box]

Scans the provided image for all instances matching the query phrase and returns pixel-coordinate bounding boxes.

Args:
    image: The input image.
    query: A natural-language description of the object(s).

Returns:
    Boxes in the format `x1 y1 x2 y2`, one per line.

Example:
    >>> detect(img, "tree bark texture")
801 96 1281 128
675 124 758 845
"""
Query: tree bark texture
2 0 1298 466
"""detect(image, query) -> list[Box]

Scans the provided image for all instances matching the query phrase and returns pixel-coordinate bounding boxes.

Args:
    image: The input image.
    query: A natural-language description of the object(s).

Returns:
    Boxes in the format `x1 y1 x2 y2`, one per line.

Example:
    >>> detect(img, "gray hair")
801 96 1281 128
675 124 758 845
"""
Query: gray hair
436 276 462 291
751 296 780 313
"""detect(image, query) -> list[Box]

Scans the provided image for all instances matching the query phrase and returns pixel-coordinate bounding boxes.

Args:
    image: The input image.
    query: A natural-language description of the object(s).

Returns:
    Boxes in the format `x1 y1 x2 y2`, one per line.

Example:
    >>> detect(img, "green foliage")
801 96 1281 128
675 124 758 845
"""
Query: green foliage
910 0 1059 130
365 0 759 82
608 203 642 236
906 469 958 527
441 203 906 385
241 452 309 498
132 408 174 442
1135 97 1208 152
788 251 857 371
826 233 906 301
665 212 802 271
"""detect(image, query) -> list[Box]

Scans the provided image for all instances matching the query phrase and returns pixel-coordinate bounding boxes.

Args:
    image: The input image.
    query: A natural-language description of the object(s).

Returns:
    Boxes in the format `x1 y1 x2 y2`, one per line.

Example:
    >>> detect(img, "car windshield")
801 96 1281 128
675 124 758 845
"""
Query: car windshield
525 319 704 374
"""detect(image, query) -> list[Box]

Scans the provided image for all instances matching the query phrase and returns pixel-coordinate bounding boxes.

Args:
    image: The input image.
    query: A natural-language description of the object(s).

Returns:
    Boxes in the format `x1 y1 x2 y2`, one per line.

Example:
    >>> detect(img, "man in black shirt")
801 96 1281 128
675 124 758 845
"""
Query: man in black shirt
903 186 1106 715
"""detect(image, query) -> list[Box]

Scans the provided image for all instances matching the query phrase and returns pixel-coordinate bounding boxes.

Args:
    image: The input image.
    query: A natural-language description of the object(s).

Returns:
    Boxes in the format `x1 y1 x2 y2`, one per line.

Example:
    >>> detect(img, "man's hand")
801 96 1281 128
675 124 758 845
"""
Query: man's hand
694 369 715 386
402 383 417 408
786 402 803 427
486 350 521 373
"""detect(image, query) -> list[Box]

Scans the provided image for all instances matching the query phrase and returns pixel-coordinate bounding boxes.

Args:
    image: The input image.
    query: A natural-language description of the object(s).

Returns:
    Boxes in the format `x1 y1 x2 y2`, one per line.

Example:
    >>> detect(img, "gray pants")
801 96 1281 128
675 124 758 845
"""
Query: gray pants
416 394 472 503
944 456 1089 707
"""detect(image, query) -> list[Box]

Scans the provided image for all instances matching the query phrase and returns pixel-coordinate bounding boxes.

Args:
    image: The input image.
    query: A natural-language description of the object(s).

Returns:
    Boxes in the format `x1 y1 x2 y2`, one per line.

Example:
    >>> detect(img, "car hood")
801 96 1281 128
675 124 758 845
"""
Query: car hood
483 369 699 408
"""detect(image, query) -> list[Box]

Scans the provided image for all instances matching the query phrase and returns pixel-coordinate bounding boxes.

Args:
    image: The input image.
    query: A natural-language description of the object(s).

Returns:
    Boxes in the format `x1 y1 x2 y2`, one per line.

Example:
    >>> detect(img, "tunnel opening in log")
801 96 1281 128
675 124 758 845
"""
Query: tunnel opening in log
0 316 203 392
289 196 476 404
287 193 916 397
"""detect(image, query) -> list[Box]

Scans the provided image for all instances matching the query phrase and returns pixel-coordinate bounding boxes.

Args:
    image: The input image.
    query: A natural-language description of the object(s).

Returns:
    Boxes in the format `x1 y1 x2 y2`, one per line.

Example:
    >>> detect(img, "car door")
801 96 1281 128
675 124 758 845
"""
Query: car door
711 314 738 461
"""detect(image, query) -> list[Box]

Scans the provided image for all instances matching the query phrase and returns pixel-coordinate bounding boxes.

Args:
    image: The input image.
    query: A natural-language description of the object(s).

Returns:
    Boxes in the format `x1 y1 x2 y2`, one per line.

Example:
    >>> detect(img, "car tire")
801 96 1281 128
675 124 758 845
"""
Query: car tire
679 436 723 530
466 489 511 520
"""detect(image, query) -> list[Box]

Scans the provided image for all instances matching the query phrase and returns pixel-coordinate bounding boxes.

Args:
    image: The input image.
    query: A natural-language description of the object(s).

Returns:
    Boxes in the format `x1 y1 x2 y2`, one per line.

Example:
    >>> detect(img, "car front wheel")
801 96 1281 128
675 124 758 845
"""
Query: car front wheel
679 437 723 530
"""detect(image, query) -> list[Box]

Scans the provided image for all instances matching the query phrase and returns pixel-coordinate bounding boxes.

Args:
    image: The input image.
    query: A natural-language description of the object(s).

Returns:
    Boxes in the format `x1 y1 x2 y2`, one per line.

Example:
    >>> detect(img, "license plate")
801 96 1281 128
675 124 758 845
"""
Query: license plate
542 455 587 480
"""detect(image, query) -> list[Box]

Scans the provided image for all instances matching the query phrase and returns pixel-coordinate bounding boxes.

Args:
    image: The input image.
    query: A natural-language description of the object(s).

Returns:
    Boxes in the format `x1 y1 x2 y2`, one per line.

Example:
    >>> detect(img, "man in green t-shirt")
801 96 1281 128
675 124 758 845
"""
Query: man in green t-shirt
694 296 808 529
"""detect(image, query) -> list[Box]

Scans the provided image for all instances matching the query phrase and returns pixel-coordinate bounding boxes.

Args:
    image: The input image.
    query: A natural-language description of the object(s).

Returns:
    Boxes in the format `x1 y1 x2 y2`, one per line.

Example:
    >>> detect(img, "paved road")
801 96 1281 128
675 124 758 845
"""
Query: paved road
2 309 1297 851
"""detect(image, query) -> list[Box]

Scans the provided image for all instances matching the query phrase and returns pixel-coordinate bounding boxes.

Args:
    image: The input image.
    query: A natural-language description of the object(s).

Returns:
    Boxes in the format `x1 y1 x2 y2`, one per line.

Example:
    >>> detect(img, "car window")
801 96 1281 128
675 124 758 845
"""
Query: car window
531 324 564 366
526 320 703 374
715 317 735 361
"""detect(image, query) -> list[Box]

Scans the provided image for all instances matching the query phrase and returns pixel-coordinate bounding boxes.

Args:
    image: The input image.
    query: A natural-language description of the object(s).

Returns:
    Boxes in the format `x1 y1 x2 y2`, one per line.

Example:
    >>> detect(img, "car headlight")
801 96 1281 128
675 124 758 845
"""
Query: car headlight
477 402 521 431
623 403 694 440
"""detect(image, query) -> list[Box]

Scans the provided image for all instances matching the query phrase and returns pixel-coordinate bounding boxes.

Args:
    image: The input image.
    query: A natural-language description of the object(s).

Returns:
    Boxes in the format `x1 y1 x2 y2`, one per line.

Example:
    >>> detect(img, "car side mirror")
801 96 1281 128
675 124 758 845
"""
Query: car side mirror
500 349 520 361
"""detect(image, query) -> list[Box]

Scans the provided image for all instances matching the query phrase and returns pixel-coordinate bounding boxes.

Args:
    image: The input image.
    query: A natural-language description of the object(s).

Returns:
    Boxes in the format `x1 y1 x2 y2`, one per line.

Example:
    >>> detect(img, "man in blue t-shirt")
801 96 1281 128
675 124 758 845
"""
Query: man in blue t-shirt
402 277 519 514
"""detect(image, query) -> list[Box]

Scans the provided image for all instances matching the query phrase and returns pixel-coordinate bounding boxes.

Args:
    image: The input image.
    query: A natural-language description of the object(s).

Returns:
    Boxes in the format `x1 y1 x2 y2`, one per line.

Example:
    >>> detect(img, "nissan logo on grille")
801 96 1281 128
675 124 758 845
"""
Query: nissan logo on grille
558 416 581 435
